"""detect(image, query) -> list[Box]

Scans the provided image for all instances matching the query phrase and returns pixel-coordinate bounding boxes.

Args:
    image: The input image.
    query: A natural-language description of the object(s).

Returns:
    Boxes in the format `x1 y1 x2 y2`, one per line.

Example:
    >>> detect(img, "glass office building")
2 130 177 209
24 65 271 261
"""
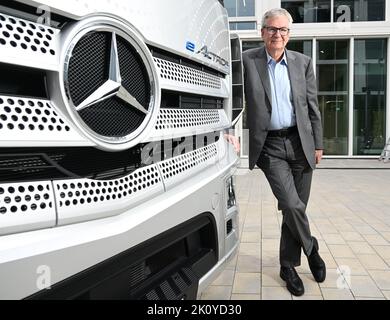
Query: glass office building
226 0 389 159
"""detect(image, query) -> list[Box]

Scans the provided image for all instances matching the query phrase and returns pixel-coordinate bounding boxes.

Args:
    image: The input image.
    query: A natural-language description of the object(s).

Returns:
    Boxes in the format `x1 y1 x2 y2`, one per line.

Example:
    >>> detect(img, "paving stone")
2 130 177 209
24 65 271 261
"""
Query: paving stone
222 169 390 301
232 273 261 294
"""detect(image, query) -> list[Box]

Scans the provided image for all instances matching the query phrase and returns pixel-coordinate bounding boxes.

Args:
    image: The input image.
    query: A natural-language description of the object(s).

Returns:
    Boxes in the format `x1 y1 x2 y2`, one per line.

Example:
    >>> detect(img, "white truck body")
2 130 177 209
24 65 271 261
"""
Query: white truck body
0 0 239 299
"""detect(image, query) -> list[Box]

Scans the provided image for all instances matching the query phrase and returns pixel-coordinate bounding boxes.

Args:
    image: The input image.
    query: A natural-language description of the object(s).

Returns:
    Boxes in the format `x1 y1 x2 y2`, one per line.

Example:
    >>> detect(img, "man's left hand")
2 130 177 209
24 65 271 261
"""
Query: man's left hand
224 134 240 153
315 149 323 164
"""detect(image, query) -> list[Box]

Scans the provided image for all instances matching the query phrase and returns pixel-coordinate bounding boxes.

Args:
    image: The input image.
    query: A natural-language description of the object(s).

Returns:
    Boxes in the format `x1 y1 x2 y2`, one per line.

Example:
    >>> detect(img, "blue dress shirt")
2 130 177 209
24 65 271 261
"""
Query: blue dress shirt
266 51 296 130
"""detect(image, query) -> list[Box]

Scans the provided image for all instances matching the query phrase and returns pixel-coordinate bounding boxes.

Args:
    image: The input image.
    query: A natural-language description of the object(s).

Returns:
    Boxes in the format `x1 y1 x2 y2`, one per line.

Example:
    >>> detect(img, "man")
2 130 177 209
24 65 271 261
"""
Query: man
242 8 326 296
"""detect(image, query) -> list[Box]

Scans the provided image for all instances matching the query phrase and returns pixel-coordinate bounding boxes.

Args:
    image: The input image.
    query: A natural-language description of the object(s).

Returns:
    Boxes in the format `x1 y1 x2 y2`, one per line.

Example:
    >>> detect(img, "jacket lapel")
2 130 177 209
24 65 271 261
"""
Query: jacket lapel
286 49 300 110
254 47 272 113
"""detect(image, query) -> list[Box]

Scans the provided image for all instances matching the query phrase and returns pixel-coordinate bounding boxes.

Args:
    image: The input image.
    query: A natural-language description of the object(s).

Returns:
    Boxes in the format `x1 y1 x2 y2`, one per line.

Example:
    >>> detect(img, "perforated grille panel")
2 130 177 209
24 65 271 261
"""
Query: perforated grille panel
0 13 59 70
0 9 234 237
0 95 87 146
158 143 218 189
0 181 56 235
150 109 229 141
0 96 70 132
53 165 164 224
154 57 221 89
56 166 161 208
155 109 220 130
0 13 57 54
0 140 223 234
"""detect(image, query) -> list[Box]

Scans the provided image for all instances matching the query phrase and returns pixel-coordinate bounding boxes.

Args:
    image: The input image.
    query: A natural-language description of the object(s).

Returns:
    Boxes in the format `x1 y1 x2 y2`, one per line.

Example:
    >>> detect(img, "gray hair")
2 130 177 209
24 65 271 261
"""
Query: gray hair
261 8 293 28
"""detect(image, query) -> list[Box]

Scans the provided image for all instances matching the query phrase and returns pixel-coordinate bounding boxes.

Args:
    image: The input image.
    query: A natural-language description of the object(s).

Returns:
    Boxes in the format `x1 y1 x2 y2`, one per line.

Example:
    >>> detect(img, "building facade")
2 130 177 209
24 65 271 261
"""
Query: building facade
227 0 390 159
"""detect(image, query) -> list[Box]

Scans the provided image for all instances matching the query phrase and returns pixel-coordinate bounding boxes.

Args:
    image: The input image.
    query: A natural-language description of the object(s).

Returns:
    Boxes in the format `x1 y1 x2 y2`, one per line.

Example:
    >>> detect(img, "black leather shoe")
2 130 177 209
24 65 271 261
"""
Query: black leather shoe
308 237 326 283
280 266 305 296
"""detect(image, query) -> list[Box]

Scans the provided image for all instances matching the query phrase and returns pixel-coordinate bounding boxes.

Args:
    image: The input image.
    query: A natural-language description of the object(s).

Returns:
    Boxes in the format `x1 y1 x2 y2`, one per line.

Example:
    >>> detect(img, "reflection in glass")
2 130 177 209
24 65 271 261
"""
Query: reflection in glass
354 39 387 155
224 0 255 17
238 0 255 16
317 40 349 155
281 0 331 23
242 41 262 52
229 22 257 31
334 0 385 22
287 40 312 57
224 0 236 17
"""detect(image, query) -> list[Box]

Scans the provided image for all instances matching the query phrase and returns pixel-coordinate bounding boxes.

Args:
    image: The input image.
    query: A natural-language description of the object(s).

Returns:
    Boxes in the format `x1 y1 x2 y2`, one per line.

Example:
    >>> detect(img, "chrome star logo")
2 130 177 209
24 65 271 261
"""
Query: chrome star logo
60 16 157 151
75 32 148 115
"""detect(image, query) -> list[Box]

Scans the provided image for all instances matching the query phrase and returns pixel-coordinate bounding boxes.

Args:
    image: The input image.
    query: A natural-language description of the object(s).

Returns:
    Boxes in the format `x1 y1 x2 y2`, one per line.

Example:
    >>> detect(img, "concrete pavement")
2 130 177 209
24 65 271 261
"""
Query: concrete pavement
201 166 390 300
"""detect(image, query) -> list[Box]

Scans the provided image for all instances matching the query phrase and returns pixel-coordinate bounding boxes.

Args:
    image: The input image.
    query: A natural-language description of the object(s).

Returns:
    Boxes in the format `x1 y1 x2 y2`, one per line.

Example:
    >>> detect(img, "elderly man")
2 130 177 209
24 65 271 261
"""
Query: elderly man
241 8 326 296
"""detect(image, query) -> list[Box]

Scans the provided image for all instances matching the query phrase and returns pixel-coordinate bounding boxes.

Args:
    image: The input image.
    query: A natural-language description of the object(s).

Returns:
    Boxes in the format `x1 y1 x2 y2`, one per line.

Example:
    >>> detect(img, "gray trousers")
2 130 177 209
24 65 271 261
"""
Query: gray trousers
257 130 314 267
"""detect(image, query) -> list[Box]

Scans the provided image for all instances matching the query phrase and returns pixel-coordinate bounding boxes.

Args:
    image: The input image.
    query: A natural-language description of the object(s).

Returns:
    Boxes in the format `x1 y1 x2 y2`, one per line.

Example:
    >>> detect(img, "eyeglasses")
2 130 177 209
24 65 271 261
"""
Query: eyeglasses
264 26 290 36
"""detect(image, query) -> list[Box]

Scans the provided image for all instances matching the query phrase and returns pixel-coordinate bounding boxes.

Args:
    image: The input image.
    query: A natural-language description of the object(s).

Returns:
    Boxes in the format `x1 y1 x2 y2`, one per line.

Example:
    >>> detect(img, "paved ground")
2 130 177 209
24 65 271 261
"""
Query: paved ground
201 167 390 300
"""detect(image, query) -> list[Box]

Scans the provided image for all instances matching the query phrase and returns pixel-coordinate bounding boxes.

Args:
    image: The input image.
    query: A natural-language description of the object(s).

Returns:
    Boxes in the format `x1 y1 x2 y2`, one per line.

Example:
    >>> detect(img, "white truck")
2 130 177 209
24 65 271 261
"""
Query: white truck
0 0 242 299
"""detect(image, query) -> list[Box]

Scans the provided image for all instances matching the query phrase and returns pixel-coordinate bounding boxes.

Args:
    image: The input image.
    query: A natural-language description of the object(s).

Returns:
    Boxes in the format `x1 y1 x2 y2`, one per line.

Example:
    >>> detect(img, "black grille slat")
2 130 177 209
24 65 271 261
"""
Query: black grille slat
161 90 223 109
172 272 189 292
0 135 219 183
0 156 48 169
0 147 142 182
0 154 66 181
0 64 47 98
27 215 214 300
160 280 177 300
129 262 148 287
145 290 159 300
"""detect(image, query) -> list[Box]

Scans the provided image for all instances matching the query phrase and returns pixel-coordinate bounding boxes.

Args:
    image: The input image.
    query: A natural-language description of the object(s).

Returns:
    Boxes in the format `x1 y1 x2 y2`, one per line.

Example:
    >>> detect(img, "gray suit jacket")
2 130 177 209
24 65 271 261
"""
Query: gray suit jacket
243 46 323 170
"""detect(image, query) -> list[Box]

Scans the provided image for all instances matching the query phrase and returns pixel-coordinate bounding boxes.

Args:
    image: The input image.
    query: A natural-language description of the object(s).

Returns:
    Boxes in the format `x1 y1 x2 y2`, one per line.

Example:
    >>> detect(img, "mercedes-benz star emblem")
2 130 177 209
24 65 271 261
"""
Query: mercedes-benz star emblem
59 16 158 152
76 32 148 115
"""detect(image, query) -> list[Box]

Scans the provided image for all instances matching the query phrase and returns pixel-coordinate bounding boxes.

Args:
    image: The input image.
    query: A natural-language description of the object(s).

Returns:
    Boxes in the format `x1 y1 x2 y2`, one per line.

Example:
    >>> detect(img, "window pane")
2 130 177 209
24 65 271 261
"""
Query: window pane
287 40 312 57
281 0 331 23
229 22 256 30
242 41 262 52
318 95 349 155
334 0 385 22
317 40 349 155
318 64 348 92
354 39 387 155
237 0 255 16
236 21 256 30
318 39 348 60
225 0 236 17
